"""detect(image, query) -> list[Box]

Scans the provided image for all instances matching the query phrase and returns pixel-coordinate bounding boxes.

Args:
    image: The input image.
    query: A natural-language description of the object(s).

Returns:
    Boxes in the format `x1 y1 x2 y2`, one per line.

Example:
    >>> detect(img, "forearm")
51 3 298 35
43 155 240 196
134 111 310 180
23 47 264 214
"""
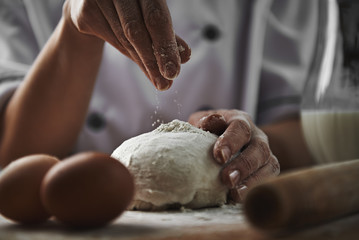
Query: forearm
0 18 104 167
260 117 315 172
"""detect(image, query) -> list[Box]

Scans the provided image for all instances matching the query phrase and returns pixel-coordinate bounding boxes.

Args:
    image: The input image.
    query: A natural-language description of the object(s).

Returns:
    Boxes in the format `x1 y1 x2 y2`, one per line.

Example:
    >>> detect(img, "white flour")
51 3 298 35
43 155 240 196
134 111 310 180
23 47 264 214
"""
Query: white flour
111 120 229 210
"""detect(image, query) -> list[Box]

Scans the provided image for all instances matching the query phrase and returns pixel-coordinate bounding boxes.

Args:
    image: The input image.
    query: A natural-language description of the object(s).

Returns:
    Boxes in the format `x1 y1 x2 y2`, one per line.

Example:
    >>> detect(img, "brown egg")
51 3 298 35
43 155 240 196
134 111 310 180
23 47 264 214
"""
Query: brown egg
0 154 59 224
41 152 134 228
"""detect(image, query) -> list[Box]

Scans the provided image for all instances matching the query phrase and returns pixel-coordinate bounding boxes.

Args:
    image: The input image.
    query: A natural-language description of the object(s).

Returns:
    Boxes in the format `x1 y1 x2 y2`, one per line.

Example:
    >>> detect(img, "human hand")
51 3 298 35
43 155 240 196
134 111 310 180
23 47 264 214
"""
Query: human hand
63 0 191 90
188 109 280 203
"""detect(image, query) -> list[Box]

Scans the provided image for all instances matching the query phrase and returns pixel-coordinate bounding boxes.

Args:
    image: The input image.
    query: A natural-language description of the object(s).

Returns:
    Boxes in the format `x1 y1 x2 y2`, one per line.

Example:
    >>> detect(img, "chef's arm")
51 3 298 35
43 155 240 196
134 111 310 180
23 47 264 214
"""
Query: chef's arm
260 116 315 172
0 18 104 168
0 0 191 168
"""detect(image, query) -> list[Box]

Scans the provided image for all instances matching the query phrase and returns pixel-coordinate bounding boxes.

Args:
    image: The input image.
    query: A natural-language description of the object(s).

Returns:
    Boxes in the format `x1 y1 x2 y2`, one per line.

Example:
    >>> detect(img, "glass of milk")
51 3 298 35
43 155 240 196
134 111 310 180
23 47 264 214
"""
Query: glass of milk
301 0 359 164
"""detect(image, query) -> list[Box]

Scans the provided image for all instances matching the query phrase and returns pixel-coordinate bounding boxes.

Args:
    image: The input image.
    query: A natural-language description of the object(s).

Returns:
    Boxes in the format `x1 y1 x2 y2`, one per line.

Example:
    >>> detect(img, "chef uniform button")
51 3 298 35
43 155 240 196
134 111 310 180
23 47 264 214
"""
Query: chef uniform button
86 112 106 131
202 24 221 41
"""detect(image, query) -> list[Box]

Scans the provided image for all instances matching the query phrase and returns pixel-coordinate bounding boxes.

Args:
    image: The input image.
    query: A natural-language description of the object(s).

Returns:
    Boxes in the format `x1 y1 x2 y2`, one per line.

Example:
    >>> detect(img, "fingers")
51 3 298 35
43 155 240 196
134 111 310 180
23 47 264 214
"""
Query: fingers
93 0 133 58
95 0 138 58
228 186 248 204
176 35 191 64
95 0 153 82
221 135 272 188
213 116 252 164
139 0 181 80
242 155 280 188
229 155 280 203
188 109 280 204
188 110 253 164
188 111 208 126
111 0 171 90
198 114 227 136
188 109 279 204
71 0 190 90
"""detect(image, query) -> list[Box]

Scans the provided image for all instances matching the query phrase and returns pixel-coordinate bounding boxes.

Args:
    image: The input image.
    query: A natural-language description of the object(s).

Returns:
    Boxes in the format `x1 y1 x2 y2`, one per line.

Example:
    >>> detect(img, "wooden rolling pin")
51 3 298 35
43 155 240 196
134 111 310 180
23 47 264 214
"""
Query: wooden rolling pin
243 159 359 231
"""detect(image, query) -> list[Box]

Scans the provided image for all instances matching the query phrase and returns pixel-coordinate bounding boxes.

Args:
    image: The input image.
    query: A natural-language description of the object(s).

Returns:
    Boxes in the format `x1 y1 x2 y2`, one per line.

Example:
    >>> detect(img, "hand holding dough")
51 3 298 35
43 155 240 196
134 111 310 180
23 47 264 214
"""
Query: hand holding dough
111 120 229 211
189 109 280 203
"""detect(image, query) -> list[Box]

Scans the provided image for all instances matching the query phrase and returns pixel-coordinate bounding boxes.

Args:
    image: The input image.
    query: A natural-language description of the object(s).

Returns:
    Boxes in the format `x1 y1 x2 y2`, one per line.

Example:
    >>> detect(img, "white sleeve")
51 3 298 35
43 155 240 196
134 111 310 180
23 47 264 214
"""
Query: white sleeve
0 0 39 110
0 65 26 110
256 0 319 125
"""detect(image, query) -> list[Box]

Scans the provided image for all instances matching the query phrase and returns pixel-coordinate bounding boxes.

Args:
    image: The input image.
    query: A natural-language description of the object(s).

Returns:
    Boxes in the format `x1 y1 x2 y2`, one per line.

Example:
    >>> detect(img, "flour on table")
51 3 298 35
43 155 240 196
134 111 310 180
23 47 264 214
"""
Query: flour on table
111 119 229 211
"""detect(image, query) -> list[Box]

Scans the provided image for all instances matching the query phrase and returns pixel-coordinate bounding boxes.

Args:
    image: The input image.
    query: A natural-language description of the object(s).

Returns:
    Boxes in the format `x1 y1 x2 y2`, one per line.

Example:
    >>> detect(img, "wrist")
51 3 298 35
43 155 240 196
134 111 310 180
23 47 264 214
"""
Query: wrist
57 17 105 55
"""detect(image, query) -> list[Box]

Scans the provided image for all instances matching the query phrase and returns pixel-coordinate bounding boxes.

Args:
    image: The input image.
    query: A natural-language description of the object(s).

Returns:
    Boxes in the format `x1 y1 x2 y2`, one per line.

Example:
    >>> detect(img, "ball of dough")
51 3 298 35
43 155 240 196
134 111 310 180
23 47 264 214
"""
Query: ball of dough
111 120 228 211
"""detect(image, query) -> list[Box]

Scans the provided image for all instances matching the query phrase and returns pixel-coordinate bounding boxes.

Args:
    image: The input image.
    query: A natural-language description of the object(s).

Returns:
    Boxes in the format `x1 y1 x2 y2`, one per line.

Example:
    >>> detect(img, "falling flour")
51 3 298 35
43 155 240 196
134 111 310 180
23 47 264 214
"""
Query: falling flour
111 119 229 211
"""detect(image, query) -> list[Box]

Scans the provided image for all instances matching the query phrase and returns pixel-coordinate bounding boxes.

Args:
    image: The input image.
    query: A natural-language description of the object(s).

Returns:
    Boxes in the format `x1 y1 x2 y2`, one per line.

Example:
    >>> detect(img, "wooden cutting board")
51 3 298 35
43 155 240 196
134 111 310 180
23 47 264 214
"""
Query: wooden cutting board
0 204 359 240
0 204 260 240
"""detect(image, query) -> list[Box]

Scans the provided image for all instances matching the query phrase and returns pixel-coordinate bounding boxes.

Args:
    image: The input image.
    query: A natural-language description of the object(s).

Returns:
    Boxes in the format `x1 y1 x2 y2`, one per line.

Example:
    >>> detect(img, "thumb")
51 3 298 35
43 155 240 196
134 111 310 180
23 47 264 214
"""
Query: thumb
198 113 227 136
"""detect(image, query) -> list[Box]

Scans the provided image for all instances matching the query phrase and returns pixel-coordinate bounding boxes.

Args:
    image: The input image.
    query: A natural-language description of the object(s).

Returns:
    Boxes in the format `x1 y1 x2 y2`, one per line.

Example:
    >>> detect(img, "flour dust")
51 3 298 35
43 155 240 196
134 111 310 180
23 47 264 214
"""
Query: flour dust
150 89 182 128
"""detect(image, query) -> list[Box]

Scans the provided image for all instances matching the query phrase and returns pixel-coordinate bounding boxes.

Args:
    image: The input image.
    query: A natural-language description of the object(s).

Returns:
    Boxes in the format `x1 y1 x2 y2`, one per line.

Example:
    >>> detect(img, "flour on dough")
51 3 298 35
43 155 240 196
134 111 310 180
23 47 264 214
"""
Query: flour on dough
111 119 228 211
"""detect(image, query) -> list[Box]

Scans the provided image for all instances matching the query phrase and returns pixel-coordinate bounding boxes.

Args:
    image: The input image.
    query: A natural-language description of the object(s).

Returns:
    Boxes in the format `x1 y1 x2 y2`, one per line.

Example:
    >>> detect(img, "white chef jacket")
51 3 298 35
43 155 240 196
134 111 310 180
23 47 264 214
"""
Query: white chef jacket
0 0 318 154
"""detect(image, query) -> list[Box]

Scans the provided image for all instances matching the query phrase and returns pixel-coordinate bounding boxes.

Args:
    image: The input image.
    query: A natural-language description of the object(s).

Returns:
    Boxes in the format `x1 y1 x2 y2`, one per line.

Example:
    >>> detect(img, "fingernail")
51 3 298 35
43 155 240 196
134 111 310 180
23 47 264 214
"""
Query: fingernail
156 79 171 91
229 170 240 188
217 147 231 163
237 185 248 202
164 61 178 80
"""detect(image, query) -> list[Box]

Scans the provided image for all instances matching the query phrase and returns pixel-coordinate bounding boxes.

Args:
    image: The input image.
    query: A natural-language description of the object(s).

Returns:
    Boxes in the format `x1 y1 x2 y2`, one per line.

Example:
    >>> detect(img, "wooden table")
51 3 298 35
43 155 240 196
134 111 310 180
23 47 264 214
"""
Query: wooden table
0 204 358 240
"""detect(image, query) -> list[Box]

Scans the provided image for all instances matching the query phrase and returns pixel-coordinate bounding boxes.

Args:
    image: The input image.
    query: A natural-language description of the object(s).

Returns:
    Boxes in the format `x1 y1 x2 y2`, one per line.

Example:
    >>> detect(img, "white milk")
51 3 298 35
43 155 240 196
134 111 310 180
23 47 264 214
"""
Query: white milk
301 110 359 163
